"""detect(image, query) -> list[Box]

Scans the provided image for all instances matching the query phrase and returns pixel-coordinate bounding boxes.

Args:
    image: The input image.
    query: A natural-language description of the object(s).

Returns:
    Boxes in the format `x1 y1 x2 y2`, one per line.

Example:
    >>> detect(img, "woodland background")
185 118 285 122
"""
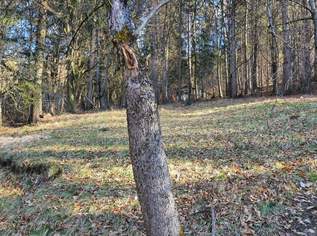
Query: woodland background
1 0 317 126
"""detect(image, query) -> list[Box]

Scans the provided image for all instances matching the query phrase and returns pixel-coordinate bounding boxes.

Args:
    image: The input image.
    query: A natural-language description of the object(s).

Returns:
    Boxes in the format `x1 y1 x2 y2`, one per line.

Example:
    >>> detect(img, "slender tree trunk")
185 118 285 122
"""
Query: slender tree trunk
151 39 160 104
187 9 193 105
66 59 76 113
110 1 180 235
215 15 223 98
163 40 170 103
243 3 249 95
192 0 198 100
308 0 317 82
281 0 293 95
228 0 237 97
0 96 2 127
250 0 258 96
302 0 312 93
99 68 109 110
220 0 229 96
177 0 183 102
85 27 97 110
267 0 278 95
95 26 109 110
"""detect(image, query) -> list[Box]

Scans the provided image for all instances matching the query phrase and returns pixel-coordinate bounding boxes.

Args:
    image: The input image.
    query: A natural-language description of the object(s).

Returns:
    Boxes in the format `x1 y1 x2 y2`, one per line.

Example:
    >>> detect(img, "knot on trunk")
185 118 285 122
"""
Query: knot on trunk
120 43 139 71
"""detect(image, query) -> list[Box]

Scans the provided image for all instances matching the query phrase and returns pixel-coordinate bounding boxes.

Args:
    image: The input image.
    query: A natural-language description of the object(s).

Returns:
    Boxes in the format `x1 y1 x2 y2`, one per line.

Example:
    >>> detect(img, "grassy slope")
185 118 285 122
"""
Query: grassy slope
0 97 316 235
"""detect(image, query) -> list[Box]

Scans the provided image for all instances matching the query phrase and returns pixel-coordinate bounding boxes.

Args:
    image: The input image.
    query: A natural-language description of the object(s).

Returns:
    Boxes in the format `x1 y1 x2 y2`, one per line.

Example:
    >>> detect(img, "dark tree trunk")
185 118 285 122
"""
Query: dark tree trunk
281 0 293 95
309 0 317 82
267 0 278 95
109 0 180 234
251 0 259 96
177 0 183 102
228 0 237 97
31 0 47 123
85 27 97 110
99 67 109 110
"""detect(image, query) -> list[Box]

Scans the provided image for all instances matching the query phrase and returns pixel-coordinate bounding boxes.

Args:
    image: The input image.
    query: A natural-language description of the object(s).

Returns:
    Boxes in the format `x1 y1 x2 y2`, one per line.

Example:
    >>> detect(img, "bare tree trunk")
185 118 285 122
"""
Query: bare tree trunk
243 3 249 95
163 40 170 103
110 1 180 235
220 0 229 96
31 0 47 123
96 25 109 110
187 9 193 105
192 0 198 100
215 14 223 98
85 27 97 110
250 0 258 96
267 0 278 95
228 0 237 97
151 45 160 104
281 0 293 95
302 0 312 93
177 0 183 102
308 0 317 82
99 69 109 110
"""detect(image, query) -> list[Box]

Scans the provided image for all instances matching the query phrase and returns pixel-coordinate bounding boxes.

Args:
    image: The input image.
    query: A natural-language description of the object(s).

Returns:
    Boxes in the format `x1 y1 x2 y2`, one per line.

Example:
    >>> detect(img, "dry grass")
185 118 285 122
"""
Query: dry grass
0 96 316 235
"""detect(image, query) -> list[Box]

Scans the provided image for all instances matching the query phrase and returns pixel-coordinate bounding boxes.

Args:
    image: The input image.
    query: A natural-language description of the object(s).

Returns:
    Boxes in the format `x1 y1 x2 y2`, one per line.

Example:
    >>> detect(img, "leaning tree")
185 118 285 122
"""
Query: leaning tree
108 0 181 235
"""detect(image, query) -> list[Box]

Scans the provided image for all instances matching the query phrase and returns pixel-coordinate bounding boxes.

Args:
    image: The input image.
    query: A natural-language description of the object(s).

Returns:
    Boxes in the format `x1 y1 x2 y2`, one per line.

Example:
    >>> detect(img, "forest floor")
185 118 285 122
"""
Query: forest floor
0 96 316 235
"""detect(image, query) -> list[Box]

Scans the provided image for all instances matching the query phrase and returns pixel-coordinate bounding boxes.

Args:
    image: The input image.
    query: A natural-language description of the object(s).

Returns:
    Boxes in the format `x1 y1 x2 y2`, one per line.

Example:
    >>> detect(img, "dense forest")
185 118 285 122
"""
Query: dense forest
0 0 317 126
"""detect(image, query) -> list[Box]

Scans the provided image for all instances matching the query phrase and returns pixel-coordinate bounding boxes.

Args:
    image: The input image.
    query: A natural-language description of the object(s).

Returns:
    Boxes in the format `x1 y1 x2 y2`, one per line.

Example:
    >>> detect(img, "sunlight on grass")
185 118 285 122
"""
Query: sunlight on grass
0 97 316 235
0 186 23 198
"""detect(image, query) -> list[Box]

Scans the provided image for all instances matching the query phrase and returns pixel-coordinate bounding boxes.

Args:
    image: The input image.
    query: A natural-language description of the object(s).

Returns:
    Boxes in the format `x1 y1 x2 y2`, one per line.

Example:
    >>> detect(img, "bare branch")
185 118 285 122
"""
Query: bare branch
275 16 313 26
133 0 171 37
66 2 106 55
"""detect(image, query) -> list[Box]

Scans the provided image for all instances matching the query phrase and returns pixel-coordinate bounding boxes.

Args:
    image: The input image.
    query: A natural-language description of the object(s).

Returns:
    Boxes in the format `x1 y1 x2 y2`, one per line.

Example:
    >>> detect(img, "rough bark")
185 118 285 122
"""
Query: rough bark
110 1 180 235
126 68 180 235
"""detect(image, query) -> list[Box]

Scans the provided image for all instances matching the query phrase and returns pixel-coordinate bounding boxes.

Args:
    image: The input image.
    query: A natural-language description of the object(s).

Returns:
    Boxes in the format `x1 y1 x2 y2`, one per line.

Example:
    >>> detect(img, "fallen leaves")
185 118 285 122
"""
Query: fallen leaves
0 97 317 235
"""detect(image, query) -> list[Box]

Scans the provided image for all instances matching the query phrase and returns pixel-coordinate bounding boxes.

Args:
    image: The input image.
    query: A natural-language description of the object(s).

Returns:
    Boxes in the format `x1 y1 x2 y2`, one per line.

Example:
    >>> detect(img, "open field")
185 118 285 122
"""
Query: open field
0 96 317 235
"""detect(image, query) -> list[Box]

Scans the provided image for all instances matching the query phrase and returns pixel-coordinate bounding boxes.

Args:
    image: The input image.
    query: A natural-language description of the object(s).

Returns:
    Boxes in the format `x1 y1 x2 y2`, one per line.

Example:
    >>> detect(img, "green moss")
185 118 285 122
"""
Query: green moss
114 26 134 43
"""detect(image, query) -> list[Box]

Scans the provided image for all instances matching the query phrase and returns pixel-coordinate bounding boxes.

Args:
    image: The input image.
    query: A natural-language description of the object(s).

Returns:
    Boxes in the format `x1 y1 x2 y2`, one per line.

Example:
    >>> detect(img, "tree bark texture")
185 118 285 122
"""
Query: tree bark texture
110 1 180 235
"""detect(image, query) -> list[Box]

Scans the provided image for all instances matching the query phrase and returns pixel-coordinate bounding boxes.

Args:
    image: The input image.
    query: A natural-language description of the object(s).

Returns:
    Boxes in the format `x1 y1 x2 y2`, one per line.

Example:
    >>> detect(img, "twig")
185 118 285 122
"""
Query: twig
66 2 107 55
133 0 171 37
